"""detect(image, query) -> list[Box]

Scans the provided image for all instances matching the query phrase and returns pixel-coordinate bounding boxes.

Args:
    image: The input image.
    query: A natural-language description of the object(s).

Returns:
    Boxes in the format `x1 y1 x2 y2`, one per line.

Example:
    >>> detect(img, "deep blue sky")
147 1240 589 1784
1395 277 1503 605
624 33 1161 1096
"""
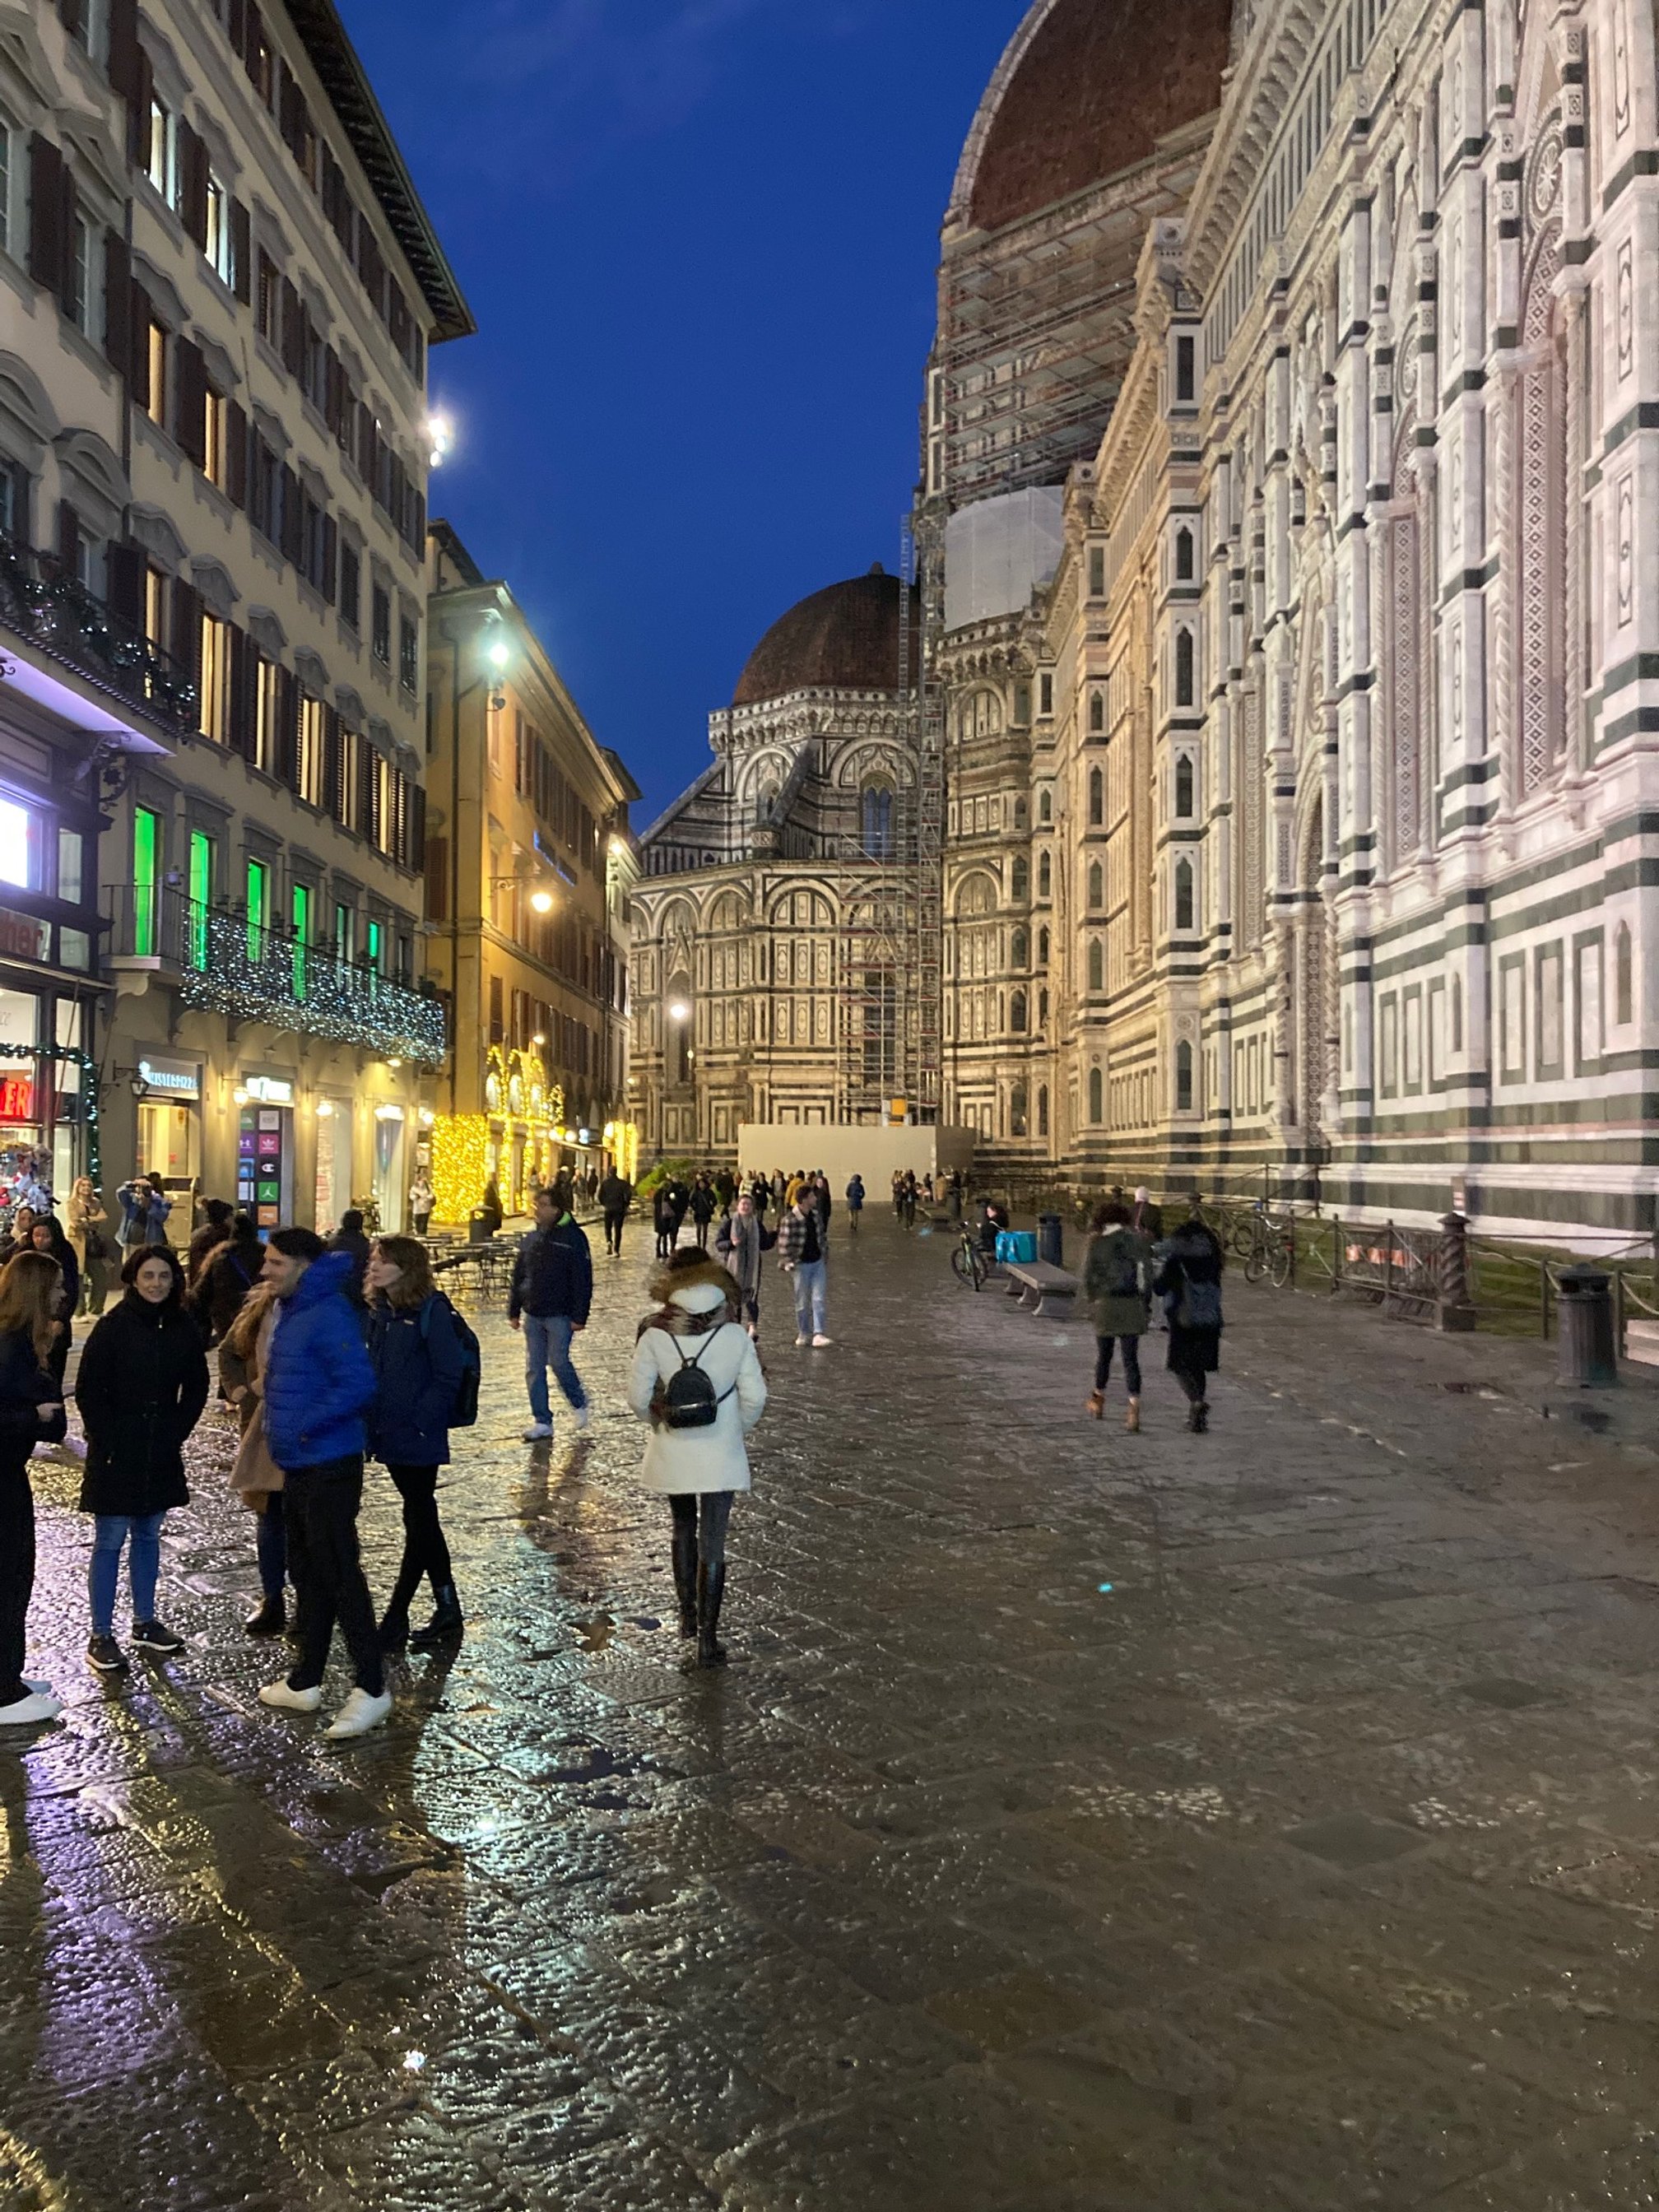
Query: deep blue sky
339 0 1023 827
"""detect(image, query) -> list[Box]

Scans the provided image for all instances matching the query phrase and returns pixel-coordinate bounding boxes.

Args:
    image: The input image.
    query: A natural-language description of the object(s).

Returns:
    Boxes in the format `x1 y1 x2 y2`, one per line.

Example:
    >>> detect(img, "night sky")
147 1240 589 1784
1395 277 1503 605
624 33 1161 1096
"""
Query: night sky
338 0 1022 828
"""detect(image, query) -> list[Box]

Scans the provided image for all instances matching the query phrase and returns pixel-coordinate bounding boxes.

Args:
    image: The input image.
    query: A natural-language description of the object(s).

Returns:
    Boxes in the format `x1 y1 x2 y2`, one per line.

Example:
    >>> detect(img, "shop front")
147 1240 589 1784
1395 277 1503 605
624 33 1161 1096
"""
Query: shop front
312 1094 352 1234
235 1073 295 1234
132 1053 203 1218
371 1101 407 1233
0 969 99 1213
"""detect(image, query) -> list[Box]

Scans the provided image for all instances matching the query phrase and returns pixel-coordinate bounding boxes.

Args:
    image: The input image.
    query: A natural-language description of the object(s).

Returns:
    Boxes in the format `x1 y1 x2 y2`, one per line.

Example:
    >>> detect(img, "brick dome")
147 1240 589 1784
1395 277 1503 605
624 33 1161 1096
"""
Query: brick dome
732 568 920 709
960 0 1232 235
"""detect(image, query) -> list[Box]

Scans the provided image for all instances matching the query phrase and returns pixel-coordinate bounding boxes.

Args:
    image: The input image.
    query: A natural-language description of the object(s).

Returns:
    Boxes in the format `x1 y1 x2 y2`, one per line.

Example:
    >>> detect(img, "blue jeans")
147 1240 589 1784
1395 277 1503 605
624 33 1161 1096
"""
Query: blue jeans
523 1313 588 1424
792 1260 828 1337
89 1511 166 1635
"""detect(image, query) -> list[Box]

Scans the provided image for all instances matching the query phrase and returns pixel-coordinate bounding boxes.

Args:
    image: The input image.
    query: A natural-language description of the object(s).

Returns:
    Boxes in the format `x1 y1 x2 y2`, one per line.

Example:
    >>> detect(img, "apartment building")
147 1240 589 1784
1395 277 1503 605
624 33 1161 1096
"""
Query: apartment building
425 523 637 1220
5 0 470 1232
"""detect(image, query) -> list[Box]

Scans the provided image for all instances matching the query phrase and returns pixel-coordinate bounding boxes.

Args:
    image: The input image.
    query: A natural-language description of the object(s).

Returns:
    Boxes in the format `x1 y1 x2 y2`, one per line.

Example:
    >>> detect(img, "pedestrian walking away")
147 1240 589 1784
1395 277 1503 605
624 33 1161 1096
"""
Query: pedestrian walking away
74 1246 210 1674
0 1252 70 1726
777 1185 830 1345
188 1210 263 1346
327 1209 373 1306
1082 1201 1151 1431
845 1173 865 1234
408 1172 435 1241
716 1189 764 1335
627 1252 767 1666
185 1198 235 1287
365 1235 472 1652
598 1166 634 1256
1154 1197 1225 1431
690 1173 717 1251
653 1183 677 1259
255 1229 390 1740
218 1279 288 1635
510 1185 593 1440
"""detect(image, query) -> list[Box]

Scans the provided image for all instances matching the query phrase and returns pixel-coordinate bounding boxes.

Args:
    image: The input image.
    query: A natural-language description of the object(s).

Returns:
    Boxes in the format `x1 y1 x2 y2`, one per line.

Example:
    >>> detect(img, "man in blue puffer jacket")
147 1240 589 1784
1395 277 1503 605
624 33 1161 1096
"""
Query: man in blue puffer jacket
254 1228 390 1741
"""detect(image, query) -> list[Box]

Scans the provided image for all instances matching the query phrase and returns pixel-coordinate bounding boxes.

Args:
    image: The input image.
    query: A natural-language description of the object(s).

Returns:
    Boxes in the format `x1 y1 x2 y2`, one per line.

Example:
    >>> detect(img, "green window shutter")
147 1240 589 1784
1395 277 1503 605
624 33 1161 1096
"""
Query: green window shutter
132 806 158 958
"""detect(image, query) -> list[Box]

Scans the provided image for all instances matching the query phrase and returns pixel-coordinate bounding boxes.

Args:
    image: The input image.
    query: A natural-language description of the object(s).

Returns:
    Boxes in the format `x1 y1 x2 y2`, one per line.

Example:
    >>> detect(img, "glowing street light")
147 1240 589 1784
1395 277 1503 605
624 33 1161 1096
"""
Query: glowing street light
668 1001 690 1021
426 413 453 468
486 637 510 673
529 889 553 913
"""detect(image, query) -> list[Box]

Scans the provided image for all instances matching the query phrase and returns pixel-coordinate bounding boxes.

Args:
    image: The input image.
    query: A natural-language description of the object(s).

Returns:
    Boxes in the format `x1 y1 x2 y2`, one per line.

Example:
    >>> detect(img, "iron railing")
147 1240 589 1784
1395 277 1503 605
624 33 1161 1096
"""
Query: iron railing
0 533 198 732
105 884 446 1066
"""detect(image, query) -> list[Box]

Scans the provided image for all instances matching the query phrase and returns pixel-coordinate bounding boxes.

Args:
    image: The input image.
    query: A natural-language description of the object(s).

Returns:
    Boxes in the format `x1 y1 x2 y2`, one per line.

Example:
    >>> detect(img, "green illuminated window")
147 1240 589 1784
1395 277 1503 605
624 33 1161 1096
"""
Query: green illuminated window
188 830 211 970
291 881 309 999
366 919 381 974
246 857 267 963
132 806 158 958
334 903 351 961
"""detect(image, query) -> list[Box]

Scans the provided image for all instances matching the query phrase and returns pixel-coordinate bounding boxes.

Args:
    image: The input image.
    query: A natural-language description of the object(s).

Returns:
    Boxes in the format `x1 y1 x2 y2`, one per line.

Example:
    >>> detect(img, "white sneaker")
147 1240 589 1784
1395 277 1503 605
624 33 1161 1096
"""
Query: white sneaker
794 1334 809 1347
258 1680 323 1713
324 1687 393 1740
811 1334 834 1347
523 1421 554 1441
0 1689 61 1726
573 1405 592 1432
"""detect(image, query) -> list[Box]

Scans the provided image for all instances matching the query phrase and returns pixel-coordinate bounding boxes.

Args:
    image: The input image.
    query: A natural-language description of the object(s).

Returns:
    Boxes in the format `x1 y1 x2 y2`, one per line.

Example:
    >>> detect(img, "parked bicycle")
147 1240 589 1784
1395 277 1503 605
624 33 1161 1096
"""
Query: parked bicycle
1240 1204 1295 1287
950 1225 988 1291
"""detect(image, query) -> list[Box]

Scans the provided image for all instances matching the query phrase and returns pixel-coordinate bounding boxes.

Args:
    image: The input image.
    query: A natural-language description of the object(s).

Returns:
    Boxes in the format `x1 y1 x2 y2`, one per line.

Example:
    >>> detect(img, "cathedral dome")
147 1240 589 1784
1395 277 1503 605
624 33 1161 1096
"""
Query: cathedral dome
955 0 1233 235
732 567 919 709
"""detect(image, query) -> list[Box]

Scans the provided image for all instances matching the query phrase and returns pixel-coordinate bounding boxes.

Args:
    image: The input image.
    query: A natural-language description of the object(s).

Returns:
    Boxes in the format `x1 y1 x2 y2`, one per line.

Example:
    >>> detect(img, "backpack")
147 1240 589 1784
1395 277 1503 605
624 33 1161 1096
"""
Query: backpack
1175 1275 1223 1332
419 1293 481 1428
658 1325 735 1430
1099 1236 1141 1302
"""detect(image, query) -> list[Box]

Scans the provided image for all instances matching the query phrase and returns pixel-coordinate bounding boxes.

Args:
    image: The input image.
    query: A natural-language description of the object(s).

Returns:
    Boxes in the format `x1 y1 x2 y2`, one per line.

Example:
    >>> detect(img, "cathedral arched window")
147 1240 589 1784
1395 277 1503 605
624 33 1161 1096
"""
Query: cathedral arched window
1088 939 1104 992
1039 852 1052 899
1011 927 1028 968
1013 796 1028 830
1175 755 1195 818
1039 789 1053 825
1011 856 1029 903
1038 925 1049 965
1088 1066 1103 1123
1010 990 1027 1034
1089 690 1105 734
1038 988 1048 1029
1174 627 1195 708
1010 1081 1028 1136
1175 526 1195 581
1516 238 1568 797
1176 1040 1194 1113
1088 862 1103 909
860 784 895 858
1038 1083 1049 1136
1175 858 1194 931
1089 769 1104 825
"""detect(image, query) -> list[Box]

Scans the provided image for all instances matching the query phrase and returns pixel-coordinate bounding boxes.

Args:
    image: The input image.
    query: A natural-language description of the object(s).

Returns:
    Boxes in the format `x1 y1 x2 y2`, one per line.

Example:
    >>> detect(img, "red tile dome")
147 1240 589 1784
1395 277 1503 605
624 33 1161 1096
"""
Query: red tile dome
960 0 1232 235
732 569 920 709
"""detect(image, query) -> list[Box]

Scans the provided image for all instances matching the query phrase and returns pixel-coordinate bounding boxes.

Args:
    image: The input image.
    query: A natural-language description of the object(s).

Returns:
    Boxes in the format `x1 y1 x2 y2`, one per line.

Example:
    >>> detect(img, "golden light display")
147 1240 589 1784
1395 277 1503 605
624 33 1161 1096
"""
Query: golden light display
429 1113 490 1223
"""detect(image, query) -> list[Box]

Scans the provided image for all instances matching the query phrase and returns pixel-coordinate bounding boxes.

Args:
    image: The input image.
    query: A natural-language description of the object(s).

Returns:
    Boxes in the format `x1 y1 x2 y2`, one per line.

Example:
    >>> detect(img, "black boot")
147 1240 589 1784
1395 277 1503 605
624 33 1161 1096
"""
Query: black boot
410 1585 463 1648
379 1609 410 1653
244 1592 286 1637
671 1525 698 1640
695 1562 727 1669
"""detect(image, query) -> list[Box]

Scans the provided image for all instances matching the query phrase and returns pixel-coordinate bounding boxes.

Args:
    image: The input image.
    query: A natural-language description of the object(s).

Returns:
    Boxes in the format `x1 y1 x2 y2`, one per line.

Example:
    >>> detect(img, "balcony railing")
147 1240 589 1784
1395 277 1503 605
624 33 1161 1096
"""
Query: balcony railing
0 532 198 732
105 885 447 1067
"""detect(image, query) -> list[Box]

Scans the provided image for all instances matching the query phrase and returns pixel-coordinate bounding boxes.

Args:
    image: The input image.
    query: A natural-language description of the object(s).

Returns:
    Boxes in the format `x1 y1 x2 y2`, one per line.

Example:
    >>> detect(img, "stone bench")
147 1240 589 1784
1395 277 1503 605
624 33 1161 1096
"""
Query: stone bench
1003 1260 1080 1318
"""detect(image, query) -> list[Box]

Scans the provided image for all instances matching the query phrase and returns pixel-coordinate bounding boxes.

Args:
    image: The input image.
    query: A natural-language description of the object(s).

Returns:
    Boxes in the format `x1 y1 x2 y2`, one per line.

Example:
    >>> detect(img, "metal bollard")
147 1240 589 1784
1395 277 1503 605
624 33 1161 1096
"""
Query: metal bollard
1436 1211 1475 1332
1038 1212 1063 1267
1556 1264 1620 1387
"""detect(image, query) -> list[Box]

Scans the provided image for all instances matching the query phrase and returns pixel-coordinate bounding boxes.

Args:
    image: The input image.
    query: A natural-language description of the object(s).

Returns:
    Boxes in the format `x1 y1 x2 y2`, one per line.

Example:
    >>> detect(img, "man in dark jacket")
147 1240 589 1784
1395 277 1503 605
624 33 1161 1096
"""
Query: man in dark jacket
509 1187 592 1441
326 1209 373 1305
597 1169 633 1256
190 1212 263 1345
662 1176 690 1250
255 1229 388 1740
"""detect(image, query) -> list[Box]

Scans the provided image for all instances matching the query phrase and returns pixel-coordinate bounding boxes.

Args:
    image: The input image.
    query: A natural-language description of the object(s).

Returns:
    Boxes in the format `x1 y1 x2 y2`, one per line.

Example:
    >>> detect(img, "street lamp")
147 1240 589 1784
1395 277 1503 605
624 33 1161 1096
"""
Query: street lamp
530 890 553 914
668 1001 690 1022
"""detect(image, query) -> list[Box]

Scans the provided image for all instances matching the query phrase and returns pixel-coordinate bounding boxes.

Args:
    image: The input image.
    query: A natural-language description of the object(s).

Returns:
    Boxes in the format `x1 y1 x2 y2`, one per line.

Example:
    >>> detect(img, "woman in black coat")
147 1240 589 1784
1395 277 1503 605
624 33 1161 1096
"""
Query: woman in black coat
0 1252 70 1726
1153 1201 1225 1434
28 1217 78 1392
363 1235 468 1653
74 1245 210 1673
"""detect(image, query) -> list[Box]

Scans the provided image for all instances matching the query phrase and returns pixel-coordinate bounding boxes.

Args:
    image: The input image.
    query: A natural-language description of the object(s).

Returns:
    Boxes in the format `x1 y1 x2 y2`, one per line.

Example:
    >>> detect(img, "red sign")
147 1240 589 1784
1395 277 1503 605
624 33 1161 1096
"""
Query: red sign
0 908 49 965
0 1072 36 1122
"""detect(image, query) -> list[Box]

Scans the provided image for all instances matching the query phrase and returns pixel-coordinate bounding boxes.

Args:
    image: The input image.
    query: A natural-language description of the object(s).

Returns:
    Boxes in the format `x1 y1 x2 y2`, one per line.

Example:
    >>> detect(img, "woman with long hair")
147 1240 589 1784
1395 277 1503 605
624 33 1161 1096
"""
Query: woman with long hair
67 1178 108 1316
28 1217 79 1396
73 1245 209 1672
218 1279 287 1636
0 1252 70 1724
364 1235 469 1651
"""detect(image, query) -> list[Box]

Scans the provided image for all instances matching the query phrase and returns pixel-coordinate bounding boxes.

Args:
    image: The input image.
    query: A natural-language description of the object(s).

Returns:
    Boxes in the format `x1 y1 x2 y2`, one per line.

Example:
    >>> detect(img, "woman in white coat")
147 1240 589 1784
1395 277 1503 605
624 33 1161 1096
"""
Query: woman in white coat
627 1253 766 1667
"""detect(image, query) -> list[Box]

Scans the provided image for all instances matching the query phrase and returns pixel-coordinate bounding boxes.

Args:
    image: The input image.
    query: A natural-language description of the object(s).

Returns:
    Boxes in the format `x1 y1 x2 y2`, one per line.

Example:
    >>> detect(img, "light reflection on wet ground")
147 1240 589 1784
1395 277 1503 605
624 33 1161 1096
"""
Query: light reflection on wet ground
5 1220 1659 2205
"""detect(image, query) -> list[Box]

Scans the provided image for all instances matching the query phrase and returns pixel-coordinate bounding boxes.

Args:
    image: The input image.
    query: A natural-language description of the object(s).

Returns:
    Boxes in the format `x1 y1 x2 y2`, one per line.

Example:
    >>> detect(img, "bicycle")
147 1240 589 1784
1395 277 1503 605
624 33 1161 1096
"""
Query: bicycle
950 1226 988 1291
1242 1207 1294 1287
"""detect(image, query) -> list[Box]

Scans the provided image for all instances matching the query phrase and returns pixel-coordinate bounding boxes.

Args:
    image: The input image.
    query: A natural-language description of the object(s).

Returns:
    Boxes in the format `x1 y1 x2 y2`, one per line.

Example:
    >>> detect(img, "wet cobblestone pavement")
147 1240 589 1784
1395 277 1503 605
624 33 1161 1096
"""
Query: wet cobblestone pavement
8 1220 1659 2208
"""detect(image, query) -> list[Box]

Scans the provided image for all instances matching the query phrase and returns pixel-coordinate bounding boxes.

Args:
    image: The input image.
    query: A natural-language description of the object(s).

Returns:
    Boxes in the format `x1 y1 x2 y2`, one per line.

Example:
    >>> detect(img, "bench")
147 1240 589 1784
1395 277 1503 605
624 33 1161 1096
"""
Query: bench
1002 1259 1080 1318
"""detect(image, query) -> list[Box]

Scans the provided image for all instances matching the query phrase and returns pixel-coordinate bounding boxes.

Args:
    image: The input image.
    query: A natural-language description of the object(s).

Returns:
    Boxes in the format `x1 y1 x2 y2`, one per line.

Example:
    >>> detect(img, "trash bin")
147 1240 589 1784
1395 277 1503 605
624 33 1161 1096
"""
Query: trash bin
468 1209 496 1245
1556 1264 1619 1387
1039 1212 1063 1267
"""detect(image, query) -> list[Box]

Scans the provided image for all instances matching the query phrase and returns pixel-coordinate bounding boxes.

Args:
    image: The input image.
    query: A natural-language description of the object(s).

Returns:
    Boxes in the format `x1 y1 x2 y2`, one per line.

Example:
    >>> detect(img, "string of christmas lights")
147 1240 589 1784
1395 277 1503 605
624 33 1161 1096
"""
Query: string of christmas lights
179 906 446 1066
0 1042 102 1189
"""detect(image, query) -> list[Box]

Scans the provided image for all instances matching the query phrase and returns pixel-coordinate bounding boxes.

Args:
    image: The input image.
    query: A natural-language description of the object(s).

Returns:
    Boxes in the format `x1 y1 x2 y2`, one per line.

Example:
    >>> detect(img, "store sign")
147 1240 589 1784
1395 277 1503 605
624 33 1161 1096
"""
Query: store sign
243 1076 294 1105
0 907 49 966
0 1071 35 1122
139 1055 202 1100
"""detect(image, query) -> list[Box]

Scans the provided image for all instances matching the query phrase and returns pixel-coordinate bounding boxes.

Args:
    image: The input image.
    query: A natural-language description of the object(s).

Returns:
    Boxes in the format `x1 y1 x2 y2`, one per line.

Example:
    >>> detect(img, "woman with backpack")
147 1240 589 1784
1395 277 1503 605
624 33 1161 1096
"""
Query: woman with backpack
627 1252 766 1667
1153 1197 1225 1432
1082 1200 1151 1430
363 1234 473 1650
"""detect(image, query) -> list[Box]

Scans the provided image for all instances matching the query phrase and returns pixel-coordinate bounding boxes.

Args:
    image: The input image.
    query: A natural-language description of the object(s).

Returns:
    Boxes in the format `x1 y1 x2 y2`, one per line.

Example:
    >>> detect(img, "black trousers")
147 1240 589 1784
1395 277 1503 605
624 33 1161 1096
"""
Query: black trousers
1094 1336 1143 1394
383 1463 453 1618
669 1490 734 1567
1170 1364 1207 1405
284 1456 384 1698
693 1218 711 1250
0 1448 35 1705
603 1210 626 1254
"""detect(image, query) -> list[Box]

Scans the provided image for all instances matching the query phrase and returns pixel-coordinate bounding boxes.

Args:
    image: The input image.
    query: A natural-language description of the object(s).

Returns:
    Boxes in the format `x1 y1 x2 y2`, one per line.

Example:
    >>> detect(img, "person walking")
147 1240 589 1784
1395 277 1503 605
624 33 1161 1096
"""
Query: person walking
408 1172 435 1240
627 1252 766 1667
186 1198 235 1286
510 1185 592 1442
900 1171 918 1229
365 1236 469 1652
689 1173 717 1252
1154 1198 1225 1432
663 1174 690 1250
478 1177 505 1237
716 1189 763 1336
67 1177 109 1316
28 1217 78 1401
327 1209 372 1306
0 1253 69 1726
74 1247 209 1673
713 1168 735 1214
777 1183 830 1346
255 1229 389 1740
189 1211 263 1347
845 1173 865 1235
598 1166 633 1256
770 1170 786 1211
653 1181 677 1259
218 1280 288 1636
812 1173 832 1238
1082 1201 1151 1431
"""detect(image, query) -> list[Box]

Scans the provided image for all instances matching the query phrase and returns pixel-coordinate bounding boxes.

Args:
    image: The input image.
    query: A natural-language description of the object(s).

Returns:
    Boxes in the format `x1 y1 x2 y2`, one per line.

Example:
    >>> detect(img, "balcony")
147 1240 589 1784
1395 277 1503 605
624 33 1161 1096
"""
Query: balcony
0 532 198 735
105 885 447 1067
